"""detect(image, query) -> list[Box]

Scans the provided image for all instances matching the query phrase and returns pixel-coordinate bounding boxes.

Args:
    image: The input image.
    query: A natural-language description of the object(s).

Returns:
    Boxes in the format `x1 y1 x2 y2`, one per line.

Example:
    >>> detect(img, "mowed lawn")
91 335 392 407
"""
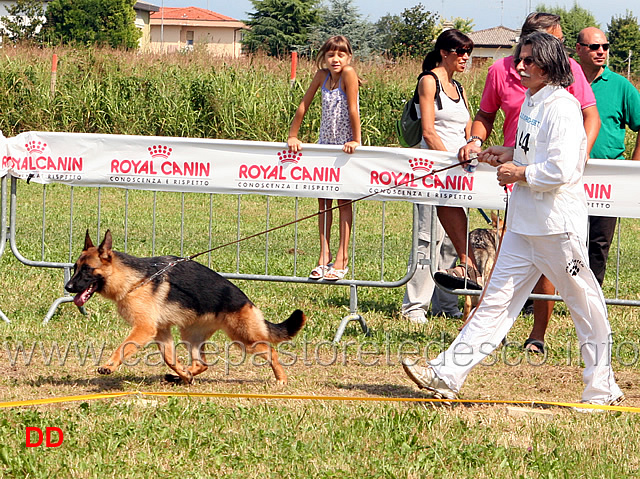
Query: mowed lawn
1 47 640 477
1 184 640 478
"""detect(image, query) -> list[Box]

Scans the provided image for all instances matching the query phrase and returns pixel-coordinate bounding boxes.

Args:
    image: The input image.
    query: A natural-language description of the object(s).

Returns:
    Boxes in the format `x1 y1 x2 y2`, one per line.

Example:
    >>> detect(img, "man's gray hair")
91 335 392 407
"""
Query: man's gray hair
515 32 574 88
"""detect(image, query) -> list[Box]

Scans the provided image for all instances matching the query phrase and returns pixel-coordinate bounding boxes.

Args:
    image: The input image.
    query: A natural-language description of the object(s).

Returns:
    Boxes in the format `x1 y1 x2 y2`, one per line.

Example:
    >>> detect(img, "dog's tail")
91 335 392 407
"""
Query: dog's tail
265 309 306 342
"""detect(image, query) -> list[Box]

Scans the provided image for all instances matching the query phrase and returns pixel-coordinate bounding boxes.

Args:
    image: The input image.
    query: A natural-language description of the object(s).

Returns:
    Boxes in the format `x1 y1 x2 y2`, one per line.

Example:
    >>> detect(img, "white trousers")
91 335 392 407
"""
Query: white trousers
431 230 622 403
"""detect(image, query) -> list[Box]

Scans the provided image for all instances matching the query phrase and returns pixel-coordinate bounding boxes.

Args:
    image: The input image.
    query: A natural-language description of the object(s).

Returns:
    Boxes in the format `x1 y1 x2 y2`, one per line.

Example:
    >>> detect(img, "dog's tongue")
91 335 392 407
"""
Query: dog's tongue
73 285 95 307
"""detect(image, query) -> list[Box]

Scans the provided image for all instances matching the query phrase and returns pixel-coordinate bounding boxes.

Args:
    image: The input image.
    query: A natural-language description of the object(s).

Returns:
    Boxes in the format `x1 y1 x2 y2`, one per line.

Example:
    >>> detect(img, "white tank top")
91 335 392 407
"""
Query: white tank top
415 72 469 152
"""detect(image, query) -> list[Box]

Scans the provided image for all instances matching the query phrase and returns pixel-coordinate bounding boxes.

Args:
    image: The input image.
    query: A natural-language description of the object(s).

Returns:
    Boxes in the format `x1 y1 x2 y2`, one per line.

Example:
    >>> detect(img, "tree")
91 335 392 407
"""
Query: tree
43 0 140 49
607 10 640 76
374 14 398 55
243 0 320 57
309 0 380 59
536 3 599 48
438 17 475 35
0 0 46 43
377 4 439 59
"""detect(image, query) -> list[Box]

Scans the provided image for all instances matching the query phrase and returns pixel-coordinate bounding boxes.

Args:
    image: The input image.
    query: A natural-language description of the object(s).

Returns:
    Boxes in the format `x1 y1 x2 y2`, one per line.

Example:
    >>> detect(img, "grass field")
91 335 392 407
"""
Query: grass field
1 47 640 478
2 183 640 478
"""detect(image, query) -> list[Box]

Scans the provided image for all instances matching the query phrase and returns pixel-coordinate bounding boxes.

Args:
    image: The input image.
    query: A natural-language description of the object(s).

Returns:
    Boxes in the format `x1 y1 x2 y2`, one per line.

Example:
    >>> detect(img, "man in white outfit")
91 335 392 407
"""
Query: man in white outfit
402 31 623 409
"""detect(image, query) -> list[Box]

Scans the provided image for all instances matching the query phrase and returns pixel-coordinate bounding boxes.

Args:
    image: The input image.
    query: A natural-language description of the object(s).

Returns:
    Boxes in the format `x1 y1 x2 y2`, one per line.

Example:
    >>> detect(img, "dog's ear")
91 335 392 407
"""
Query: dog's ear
83 229 94 251
98 230 113 260
491 211 501 230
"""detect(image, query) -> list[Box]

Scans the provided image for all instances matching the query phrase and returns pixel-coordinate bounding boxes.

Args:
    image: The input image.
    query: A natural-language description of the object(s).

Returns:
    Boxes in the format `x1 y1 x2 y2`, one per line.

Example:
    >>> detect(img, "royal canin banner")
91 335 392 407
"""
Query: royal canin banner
1 131 638 218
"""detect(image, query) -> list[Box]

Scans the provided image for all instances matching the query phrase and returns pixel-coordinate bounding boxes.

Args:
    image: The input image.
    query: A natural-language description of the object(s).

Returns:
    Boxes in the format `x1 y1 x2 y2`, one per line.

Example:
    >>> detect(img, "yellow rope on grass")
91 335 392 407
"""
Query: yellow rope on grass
0 391 638 413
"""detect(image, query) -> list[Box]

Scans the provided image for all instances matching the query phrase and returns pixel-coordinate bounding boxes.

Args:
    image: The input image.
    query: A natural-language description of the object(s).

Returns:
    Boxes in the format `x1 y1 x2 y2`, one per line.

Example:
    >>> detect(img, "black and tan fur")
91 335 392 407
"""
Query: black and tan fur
65 230 306 384
463 212 501 321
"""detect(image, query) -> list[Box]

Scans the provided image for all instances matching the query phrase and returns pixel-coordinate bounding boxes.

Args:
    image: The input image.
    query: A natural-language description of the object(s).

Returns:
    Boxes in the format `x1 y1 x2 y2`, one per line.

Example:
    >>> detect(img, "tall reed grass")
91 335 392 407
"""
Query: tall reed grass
0 45 501 147
1 44 636 157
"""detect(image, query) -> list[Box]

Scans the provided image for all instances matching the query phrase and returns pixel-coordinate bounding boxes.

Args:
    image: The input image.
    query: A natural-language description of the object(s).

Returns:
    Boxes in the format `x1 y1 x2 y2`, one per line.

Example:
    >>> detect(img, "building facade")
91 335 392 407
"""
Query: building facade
148 7 247 57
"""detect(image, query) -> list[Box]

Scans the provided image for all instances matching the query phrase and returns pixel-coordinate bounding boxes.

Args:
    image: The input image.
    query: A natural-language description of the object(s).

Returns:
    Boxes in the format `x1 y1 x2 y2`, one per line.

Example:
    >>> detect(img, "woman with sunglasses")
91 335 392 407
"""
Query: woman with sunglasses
403 32 623 411
401 29 478 323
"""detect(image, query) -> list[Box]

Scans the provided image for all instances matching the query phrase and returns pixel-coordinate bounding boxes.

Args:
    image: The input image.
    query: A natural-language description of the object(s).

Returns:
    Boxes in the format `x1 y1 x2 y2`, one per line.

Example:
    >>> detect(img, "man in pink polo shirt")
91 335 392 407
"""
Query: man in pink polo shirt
458 12 600 354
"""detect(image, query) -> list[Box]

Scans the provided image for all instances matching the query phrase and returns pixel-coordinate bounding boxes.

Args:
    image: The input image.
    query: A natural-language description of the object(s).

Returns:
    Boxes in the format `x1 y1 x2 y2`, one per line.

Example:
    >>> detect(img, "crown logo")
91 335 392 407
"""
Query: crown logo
148 145 172 159
277 150 302 164
26 141 47 155
408 158 434 173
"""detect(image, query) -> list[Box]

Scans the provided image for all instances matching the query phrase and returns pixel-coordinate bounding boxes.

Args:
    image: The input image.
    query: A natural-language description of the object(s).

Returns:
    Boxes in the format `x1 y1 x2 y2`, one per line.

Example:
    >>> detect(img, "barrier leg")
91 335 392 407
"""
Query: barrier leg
43 297 87 324
333 284 369 343
42 266 87 324
0 310 9 323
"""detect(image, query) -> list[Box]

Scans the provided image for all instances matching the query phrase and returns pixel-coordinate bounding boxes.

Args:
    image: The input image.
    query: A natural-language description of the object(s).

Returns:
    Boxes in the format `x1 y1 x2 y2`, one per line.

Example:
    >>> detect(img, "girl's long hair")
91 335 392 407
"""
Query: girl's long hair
422 29 473 71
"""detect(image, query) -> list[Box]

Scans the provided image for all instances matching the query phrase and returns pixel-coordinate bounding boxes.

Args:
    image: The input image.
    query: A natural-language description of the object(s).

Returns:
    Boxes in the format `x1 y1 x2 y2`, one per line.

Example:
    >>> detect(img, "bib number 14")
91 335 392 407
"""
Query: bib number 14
518 131 530 154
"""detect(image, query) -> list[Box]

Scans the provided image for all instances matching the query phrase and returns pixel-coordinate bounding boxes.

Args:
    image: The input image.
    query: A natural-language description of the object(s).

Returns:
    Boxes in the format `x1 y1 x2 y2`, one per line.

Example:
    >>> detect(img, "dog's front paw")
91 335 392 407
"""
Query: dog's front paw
163 372 193 385
275 378 287 386
97 366 113 375
164 374 182 384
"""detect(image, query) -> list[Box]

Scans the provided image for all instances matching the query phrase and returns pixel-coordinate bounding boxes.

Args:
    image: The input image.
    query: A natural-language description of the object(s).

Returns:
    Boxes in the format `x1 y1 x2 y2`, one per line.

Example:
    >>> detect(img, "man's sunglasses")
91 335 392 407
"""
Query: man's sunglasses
515 56 536 67
578 42 610 51
449 47 473 56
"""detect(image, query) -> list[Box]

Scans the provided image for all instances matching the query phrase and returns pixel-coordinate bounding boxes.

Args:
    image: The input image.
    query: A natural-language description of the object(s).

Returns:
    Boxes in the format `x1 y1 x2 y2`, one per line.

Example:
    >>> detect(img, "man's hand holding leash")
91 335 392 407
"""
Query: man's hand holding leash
477 146 526 187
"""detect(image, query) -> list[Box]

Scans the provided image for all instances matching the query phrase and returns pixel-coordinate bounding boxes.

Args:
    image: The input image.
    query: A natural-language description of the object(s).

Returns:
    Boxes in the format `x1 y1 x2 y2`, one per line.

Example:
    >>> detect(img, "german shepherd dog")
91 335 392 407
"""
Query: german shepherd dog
65 230 306 384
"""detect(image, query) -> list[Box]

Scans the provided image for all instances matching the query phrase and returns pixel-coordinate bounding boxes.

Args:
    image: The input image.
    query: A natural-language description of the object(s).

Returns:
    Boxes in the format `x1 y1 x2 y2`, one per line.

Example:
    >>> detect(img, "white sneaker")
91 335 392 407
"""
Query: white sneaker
403 310 427 324
401 359 457 401
572 394 625 413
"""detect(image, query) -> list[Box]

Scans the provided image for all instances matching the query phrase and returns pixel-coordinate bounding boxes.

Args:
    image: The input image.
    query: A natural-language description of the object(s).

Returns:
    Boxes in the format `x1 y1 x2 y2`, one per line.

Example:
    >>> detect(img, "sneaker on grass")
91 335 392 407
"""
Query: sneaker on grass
402 310 427 324
572 394 625 413
401 359 457 401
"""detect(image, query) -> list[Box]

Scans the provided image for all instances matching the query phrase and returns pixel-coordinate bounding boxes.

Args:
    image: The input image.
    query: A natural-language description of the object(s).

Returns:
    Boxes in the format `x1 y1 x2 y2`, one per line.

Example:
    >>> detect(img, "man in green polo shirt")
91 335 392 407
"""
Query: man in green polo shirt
576 27 640 285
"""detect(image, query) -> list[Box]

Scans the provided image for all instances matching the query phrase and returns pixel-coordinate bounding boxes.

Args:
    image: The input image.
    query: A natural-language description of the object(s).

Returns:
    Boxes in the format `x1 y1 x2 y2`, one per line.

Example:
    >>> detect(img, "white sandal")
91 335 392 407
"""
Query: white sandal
309 264 331 279
324 266 348 281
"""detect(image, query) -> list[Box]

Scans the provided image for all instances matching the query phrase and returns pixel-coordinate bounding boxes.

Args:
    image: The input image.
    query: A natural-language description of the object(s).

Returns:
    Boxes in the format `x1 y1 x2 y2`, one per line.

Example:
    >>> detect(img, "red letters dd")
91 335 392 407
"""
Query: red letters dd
26 427 63 447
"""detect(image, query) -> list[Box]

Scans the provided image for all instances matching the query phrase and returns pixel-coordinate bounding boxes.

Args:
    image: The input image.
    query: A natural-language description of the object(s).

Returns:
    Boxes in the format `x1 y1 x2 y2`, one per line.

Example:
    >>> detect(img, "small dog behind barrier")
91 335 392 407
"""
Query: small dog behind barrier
463 212 502 321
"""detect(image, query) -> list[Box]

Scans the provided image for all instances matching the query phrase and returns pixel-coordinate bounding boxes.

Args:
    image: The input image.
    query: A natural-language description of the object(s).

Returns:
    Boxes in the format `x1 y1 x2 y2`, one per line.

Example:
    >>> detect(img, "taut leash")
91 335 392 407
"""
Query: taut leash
127 158 477 293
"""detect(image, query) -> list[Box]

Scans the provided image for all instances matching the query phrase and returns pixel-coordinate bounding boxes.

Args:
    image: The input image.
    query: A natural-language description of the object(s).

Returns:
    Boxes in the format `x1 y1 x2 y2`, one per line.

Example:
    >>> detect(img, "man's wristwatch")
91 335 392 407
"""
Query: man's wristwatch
467 136 483 147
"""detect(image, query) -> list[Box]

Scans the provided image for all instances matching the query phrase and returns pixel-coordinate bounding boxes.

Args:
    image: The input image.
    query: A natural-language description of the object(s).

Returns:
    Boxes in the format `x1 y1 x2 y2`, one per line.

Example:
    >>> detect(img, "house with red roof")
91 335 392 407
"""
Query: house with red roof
148 7 247 56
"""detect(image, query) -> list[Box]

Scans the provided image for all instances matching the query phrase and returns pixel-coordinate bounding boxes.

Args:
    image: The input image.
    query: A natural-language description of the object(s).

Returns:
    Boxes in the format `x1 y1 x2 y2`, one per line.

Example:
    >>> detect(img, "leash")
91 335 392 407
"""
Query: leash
127 158 477 293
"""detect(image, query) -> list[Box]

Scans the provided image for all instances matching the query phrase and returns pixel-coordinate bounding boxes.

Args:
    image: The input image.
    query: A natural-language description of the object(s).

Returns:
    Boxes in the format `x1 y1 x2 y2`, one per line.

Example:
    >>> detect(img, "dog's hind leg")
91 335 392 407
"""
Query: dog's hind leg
179 327 212 378
248 341 287 385
153 328 194 384
98 324 157 375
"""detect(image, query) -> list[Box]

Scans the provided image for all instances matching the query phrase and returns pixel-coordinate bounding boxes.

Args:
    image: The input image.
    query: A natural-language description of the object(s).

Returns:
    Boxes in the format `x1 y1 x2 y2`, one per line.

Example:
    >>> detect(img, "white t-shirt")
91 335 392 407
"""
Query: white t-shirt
509 85 588 239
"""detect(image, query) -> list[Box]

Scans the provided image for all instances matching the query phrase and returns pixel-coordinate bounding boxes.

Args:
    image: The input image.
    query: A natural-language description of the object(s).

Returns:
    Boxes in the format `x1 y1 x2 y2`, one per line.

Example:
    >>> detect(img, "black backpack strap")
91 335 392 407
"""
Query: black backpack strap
414 70 443 110
452 79 469 110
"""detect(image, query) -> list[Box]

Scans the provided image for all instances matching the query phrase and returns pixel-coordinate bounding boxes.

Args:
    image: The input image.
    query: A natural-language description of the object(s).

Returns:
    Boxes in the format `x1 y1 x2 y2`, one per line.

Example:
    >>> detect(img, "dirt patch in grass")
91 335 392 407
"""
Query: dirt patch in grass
1 348 637 412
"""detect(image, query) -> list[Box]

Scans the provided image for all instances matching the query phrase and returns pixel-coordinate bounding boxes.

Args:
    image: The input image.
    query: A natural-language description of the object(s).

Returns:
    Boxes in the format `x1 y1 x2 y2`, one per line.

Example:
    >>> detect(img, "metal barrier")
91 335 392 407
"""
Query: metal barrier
5 173 638 339
0 176 10 323
431 205 640 307
7 175 421 340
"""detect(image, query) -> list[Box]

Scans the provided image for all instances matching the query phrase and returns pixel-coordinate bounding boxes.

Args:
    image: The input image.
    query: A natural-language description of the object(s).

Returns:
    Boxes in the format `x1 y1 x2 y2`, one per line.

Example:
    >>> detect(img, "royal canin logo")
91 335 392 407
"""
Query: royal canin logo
369 157 474 191
409 158 434 173
148 145 172 159
277 150 302 164
26 141 47 155
0 140 83 173
110 145 210 178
